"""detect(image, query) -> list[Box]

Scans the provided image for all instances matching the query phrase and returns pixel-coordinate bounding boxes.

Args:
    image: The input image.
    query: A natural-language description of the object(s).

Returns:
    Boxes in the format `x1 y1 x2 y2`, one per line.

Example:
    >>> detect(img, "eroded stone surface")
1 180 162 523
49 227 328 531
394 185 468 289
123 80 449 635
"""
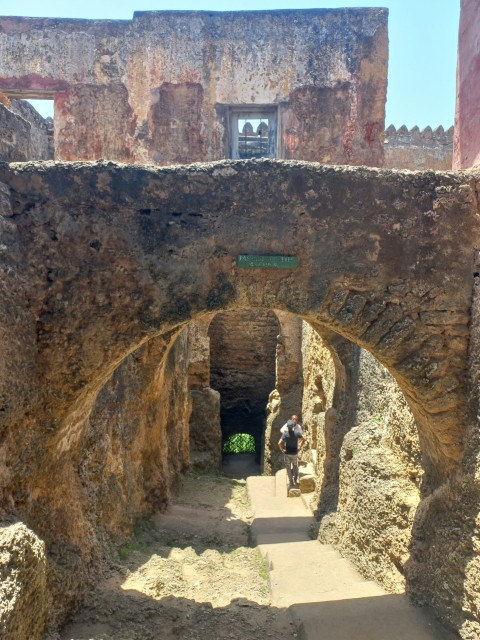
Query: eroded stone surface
319 350 421 593
0 522 47 640
0 160 475 474
0 9 387 166
0 159 478 636
189 388 221 471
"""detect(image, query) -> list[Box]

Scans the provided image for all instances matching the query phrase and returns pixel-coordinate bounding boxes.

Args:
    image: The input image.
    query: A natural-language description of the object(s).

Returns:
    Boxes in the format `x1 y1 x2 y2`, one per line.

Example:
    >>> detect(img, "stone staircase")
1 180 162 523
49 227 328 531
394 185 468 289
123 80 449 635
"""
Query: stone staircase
246 470 456 640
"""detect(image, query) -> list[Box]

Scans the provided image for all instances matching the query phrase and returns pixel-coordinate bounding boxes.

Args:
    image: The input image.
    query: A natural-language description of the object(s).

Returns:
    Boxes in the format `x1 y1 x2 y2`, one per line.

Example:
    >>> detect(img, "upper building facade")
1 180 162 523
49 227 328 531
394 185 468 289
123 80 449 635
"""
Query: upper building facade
0 9 388 166
454 0 480 169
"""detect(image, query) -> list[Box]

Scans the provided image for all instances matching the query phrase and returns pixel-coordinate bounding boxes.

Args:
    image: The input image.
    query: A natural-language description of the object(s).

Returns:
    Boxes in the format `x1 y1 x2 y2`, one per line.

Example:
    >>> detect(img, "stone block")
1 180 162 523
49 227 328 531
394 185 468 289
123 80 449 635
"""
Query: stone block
299 474 315 493
0 522 47 640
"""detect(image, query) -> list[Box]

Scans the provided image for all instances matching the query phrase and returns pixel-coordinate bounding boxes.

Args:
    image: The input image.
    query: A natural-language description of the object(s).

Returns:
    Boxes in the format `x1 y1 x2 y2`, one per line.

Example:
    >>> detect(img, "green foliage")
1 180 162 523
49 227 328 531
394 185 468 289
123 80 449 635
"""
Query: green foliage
256 551 269 582
223 433 256 454
118 538 147 561
117 518 159 561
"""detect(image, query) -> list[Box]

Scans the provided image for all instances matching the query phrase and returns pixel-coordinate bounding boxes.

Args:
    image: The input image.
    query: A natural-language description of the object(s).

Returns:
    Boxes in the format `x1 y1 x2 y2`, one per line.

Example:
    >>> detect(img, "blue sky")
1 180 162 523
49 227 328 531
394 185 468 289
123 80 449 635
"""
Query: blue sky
0 1 460 129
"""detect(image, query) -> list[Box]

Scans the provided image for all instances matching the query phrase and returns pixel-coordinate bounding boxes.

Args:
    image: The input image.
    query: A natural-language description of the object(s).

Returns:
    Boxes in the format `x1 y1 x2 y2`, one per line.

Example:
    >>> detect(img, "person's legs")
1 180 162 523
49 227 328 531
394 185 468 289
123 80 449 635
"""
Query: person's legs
284 454 294 486
291 455 299 486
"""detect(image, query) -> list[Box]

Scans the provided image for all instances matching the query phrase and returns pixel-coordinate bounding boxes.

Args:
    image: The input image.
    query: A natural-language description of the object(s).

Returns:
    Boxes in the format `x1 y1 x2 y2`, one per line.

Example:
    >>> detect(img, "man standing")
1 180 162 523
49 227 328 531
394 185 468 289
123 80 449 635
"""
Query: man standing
278 415 304 489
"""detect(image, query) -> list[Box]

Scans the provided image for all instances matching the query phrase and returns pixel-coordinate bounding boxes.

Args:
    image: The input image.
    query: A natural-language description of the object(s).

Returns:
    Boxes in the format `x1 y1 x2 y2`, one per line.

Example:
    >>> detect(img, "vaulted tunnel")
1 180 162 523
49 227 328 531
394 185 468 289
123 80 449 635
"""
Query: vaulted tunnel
208 309 279 463
0 158 478 636
0 159 475 479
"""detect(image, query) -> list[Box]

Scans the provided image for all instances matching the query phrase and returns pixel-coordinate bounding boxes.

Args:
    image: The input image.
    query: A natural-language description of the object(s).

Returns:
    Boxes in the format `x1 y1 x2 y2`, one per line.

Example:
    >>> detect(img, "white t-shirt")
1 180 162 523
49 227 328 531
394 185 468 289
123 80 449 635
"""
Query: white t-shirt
280 423 303 436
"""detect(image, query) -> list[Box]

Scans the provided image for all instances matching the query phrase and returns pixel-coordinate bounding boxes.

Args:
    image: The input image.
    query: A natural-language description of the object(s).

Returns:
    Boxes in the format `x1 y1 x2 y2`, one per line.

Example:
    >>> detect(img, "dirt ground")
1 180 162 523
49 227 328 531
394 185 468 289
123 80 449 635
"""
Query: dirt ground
58 464 297 640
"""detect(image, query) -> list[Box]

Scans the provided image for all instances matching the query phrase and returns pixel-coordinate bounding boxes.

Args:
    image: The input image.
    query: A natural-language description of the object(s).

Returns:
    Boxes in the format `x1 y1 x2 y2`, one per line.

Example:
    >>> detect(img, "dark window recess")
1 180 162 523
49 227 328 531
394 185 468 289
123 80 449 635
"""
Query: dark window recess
230 108 277 159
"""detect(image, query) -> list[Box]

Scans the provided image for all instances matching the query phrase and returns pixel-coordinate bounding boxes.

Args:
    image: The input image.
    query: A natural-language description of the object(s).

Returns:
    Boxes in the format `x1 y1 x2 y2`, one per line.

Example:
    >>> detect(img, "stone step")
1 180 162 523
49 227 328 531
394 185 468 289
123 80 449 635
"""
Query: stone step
300 490 315 512
246 473 455 640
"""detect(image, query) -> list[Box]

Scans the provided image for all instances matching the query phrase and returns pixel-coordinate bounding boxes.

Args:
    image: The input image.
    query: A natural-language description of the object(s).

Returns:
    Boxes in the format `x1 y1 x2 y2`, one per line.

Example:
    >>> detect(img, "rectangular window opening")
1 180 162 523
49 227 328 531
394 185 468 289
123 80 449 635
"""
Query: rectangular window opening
230 107 277 160
0 96 55 162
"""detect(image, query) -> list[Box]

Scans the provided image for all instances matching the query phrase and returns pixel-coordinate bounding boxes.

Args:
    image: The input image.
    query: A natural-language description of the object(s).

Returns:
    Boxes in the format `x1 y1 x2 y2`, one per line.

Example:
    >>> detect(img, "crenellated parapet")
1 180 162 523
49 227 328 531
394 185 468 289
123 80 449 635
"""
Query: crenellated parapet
384 124 454 170
385 124 454 147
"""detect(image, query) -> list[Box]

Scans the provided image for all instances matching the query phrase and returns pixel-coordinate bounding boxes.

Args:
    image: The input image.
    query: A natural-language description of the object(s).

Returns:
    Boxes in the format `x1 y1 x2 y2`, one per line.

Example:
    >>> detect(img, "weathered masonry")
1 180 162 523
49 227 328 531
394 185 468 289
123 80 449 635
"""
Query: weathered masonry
0 9 387 166
0 160 479 638
1 5 478 640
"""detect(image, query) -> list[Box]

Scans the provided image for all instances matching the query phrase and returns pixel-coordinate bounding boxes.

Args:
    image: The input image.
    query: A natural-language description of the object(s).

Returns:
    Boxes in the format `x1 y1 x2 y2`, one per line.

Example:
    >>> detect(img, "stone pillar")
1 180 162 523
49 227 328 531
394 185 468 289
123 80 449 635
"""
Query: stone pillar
275 311 303 395
264 311 303 474
187 317 222 471
187 317 213 390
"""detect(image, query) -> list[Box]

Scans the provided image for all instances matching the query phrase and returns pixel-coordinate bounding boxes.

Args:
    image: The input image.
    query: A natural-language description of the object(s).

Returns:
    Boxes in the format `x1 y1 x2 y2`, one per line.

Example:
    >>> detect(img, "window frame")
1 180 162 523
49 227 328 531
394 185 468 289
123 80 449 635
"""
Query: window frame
229 106 278 160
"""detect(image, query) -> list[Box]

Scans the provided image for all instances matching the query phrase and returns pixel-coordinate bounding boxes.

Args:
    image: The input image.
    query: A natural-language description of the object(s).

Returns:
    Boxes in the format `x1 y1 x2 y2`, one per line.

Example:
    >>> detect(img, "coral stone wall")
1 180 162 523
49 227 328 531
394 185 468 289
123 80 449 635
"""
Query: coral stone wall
384 125 453 171
0 329 192 635
318 349 422 593
301 323 336 452
0 159 479 637
0 9 387 166
0 98 53 161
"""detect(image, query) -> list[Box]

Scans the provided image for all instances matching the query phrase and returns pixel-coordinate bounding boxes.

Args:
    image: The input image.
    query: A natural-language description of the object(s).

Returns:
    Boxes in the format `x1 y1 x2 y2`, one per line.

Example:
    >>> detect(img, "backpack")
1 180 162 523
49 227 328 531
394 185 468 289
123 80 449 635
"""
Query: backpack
284 426 299 454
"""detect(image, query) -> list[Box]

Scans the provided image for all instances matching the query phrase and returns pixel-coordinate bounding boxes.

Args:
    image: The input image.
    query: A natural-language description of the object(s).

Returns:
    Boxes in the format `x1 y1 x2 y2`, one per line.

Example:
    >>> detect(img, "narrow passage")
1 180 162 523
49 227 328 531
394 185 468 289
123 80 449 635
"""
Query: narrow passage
59 473 295 640
247 468 456 640
60 465 455 640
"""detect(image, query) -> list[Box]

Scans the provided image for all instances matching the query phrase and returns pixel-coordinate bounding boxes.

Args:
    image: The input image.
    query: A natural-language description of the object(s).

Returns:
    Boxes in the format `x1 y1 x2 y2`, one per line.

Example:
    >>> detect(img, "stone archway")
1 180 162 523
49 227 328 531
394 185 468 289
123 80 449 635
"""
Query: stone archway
1 158 479 635
0 159 475 479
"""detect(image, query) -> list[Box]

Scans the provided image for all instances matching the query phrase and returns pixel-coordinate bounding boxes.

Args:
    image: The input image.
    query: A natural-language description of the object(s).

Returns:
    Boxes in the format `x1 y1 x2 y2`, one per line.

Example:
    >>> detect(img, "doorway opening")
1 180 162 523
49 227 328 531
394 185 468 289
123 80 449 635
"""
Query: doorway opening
208 309 279 472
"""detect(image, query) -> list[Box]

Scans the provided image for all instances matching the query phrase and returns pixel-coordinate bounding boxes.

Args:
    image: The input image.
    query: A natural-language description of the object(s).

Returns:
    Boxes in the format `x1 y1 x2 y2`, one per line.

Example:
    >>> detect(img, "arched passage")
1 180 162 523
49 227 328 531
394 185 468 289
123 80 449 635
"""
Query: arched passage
0 158 479 636
208 308 280 463
0 159 475 480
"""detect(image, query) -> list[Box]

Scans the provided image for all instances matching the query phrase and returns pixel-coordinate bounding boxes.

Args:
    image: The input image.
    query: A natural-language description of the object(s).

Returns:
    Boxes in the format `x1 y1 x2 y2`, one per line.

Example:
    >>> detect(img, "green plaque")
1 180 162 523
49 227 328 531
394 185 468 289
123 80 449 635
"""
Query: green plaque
236 255 298 269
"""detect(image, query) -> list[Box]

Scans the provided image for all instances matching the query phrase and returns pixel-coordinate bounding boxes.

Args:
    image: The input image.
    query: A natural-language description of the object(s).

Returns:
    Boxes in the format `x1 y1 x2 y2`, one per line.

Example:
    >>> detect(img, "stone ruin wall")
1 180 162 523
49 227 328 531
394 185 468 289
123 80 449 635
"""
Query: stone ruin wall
454 0 480 169
0 7 471 639
187 316 222 472
1 327 192 637
0 9 388 167
313 342 423 593
0 98 53 162
295 282 480 638
0 157 478 639
383 124 454 171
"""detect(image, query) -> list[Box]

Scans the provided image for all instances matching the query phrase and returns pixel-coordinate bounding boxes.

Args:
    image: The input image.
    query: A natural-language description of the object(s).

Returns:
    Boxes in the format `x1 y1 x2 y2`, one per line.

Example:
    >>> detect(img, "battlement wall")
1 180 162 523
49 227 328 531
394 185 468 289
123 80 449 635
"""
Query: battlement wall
384 124 453 170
